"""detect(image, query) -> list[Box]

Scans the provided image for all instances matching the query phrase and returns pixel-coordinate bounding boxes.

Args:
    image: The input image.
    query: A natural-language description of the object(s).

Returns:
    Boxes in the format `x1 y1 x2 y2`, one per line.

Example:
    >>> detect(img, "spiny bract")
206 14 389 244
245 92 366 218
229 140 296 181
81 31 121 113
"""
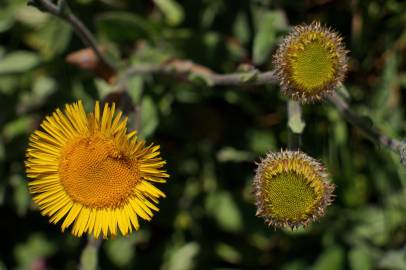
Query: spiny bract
253 150 335 229
273 21 348 103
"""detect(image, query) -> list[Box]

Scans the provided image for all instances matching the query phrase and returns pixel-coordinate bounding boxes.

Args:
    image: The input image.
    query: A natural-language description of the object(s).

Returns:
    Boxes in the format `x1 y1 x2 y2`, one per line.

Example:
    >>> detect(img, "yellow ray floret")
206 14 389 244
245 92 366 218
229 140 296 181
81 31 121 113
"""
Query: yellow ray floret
253 150 334 229
26 101 169 238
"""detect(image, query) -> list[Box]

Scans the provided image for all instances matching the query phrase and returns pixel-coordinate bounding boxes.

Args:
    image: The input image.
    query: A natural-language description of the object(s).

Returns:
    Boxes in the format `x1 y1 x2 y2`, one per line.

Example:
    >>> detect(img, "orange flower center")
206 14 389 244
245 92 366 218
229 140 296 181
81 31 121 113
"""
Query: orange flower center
59 134 139 209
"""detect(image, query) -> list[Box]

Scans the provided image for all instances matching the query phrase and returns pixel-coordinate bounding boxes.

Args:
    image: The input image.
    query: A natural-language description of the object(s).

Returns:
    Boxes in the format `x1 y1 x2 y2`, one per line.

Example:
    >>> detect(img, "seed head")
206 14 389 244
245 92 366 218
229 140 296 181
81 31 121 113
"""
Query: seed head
253 150 335 229
273 21 348 103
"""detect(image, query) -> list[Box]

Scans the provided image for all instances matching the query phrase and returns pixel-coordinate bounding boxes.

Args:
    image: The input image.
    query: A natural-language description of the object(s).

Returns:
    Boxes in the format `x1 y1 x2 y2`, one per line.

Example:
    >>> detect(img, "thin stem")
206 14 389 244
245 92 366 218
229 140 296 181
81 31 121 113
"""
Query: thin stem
287 100 304 150
125 61 277 87
124 61 404 159
327 92 403 152
28 0 116 72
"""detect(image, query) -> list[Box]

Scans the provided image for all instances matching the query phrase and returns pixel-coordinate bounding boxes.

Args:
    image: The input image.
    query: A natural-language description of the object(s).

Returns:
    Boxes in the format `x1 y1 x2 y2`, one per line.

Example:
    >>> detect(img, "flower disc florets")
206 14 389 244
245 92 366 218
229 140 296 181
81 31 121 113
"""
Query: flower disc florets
253 150 334 229
273 21 348 103
26 101 169 238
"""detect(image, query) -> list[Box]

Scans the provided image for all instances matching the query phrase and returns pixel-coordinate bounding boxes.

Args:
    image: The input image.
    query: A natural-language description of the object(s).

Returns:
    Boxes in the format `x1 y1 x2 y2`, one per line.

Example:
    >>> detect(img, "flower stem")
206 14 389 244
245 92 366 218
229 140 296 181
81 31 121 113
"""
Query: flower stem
287 100 305 150
28 0 116 72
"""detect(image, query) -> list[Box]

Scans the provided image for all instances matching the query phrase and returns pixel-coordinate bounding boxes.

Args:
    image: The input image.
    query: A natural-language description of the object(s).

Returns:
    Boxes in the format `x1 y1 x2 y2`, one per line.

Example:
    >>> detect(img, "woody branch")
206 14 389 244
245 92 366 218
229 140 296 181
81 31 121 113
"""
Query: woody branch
27 0 406 166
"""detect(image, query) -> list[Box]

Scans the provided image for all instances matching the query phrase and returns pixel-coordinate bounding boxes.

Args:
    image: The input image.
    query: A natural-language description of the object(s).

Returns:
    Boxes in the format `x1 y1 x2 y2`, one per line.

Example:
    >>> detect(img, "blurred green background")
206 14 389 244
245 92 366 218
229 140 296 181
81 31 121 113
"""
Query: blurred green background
1 0 406 269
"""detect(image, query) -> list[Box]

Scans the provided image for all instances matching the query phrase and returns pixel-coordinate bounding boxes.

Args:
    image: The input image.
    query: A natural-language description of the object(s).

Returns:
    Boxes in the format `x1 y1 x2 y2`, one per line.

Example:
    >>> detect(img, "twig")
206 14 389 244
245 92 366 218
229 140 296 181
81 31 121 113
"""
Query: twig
125 61 405 160
327 93 406 167
26 0 406 164
125 61 277 87
28 0 116 72
327 92 403 152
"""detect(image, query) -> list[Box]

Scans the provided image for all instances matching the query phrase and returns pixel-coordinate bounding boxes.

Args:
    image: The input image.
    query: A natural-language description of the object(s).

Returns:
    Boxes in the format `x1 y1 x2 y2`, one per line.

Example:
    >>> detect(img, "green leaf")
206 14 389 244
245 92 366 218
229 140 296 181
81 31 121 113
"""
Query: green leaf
95 78 114 98
0 0 24 33
239 70 259 83
201 1 224 28
11 175 30 217
0 75 19 94
351 207 392 246
215 243 241 264
288 101 305 134
140 96 159 138
253 10 287 65
33 76 56 98
378 250 406 270
130 44 172 64
72 80 96 105
2 116 31 139
0 260 6 270
248 129 276 155
233 12 250 44
127 76 144 103
281 260 309 270
153 0 185 26
370 53 399 126
217 147 255 162
163 242 200 270
105 236 135 267
312 246 345 270
14 234 55 269
0 7 15 33
288 114 305 134
80 244 98 270
0 51 40 74
205 191 243 232
16 5 49 26
349 246 374 270
96 12 159 43
25 18 72 59
20 76 57 107
334 118 348 145
188 72 214 87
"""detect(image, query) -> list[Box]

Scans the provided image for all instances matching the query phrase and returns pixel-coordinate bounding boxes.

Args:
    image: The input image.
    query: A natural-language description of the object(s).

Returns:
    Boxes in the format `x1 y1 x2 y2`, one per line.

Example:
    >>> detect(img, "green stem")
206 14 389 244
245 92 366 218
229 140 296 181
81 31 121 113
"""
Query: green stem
287 100 305 150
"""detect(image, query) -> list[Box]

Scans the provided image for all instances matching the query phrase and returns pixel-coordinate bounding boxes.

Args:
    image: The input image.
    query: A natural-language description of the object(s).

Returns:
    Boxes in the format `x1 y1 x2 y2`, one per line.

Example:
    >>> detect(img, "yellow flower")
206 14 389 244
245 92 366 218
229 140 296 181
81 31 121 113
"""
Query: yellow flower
253 150 334 228
26 101 169 238
273 21 348 103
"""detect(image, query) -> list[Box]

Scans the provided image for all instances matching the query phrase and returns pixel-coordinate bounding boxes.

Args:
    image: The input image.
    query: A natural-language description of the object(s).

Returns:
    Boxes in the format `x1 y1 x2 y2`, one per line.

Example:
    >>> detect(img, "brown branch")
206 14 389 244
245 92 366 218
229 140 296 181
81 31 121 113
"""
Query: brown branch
125 60 277 87
28 0 116 72
326 93 403 152
125 61 406 160
26 1 406 163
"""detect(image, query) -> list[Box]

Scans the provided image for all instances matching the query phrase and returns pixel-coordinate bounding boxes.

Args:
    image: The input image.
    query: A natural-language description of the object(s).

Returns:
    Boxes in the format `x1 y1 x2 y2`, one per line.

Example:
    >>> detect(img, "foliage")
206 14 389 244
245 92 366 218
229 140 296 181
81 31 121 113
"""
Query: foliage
1 0 406 269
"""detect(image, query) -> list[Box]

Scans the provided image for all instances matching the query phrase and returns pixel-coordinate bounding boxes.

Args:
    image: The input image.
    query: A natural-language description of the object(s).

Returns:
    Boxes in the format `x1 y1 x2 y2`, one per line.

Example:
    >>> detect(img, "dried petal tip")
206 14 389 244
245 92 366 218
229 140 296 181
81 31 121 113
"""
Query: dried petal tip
273 21 348 103
253 150 335 229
